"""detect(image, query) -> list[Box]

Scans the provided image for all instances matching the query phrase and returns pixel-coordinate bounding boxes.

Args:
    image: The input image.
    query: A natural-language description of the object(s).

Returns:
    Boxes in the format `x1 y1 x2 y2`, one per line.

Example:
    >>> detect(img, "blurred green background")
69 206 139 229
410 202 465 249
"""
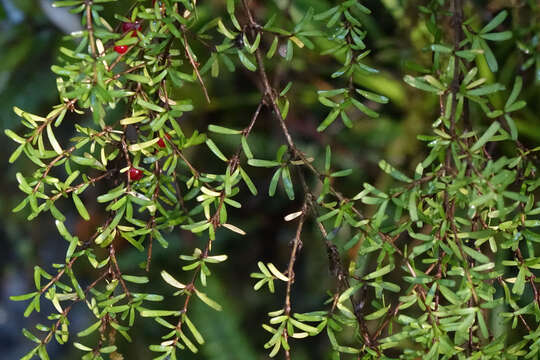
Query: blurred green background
0 0 539 359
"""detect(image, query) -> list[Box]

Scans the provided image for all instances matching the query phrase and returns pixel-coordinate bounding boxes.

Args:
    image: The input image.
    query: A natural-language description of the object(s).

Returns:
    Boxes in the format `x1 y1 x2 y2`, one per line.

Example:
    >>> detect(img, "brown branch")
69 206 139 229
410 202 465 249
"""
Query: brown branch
85 1 97 58
39 216 110 296
26 99 77 145
39 256 78 295
181 25 211 103
41 271 108 346
146 161 161 272
241 0 366 225
169 140 200 178
106 63 145 83
296 171 375 348
171 243 208 344
34 127 113 195
109 244 132 299
50 170 113 202
33 147 76 194
281 200 308 359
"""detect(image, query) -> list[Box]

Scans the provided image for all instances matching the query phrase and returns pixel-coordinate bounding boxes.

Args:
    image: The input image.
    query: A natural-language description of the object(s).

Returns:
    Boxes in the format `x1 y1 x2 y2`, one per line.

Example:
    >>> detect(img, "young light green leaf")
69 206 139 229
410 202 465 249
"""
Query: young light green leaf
267 263 289 282
160 271 185 289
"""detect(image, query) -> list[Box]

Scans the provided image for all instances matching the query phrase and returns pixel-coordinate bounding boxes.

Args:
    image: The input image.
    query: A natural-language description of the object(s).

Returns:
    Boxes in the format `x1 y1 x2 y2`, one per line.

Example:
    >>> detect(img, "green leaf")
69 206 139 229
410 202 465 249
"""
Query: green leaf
22 328 40 343
355 89 389 104
100 346 117 354
379 160 412 183
479 39 498 72
505 77 522 109
467 83 505 96
408 190 418 222
439 285 461 305
5 129 26 144
140 310 181 317
161 271 185 289
97 186 126 203
330 169 353 178
471 122 500 152
505 100 526 113
281 166 295 200
363 264 394 280
46 123 62 154
364 305 390 320
241 136 253 159
73 342 92 351
269 168 282 196
317 109 340 132
206 139 228 162
226 0 235 13
120 116 146 125
178 330 198 353
404 75 443 94
137 98 165 112
125 73 153 85
480 31 512 41
481 11 508 34
430 44 452 53
77 321 101 337
128 138 160 151
267 36 279 58
164 18 182 38
248 159 280 167
208 125 242 135
9 144 25 163
72 193 90 221
267 263 289 282
238 51 256 71
240 167 258 195
194 290 222 311
10 292 38 301
122 275 149 284
38 345 50 360
462 245 490 264
512 267 526 295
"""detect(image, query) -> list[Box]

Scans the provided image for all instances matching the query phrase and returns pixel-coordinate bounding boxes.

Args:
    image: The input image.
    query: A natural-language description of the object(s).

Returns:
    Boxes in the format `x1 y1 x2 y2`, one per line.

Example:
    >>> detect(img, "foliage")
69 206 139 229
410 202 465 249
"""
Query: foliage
4 0 540 359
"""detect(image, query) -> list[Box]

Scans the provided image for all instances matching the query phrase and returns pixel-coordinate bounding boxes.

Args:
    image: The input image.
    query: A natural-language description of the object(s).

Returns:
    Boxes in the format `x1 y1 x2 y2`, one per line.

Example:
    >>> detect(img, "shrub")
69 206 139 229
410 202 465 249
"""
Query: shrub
5 0 540 359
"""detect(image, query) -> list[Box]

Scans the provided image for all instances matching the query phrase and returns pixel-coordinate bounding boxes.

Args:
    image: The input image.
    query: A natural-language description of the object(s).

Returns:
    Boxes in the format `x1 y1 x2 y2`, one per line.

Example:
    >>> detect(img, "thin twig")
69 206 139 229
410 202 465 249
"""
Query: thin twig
181 25 211 103
41 271 108 346
109 244 132 299
86 1 97 58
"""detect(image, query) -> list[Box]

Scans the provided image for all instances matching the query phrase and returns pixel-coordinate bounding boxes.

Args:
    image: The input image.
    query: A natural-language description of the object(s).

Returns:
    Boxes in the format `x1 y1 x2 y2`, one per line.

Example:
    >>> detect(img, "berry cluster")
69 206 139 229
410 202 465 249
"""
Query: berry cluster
114 14 171 183
113 21 141 54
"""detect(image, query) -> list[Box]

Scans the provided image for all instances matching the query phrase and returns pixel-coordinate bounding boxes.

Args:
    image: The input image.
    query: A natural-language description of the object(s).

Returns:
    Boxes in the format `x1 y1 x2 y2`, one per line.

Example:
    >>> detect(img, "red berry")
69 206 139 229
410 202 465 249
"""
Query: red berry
128 167 143 181
122 22 140 37
114 45 128 54
157 134 171 148
122 22 135 32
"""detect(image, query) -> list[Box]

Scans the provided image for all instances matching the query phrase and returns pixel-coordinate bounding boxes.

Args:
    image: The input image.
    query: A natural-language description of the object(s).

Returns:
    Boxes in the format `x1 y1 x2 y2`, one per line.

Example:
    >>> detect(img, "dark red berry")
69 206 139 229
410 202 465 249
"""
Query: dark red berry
157 134 171 148
128 167 143 181
122 22 135 33
114 45 128 54
122 22 140 37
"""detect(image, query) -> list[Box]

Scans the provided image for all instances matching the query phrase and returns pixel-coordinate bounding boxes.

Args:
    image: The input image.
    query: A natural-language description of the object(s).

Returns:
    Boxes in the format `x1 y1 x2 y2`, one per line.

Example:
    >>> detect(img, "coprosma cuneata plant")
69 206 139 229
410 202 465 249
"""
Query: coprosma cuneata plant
5 0 540 358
